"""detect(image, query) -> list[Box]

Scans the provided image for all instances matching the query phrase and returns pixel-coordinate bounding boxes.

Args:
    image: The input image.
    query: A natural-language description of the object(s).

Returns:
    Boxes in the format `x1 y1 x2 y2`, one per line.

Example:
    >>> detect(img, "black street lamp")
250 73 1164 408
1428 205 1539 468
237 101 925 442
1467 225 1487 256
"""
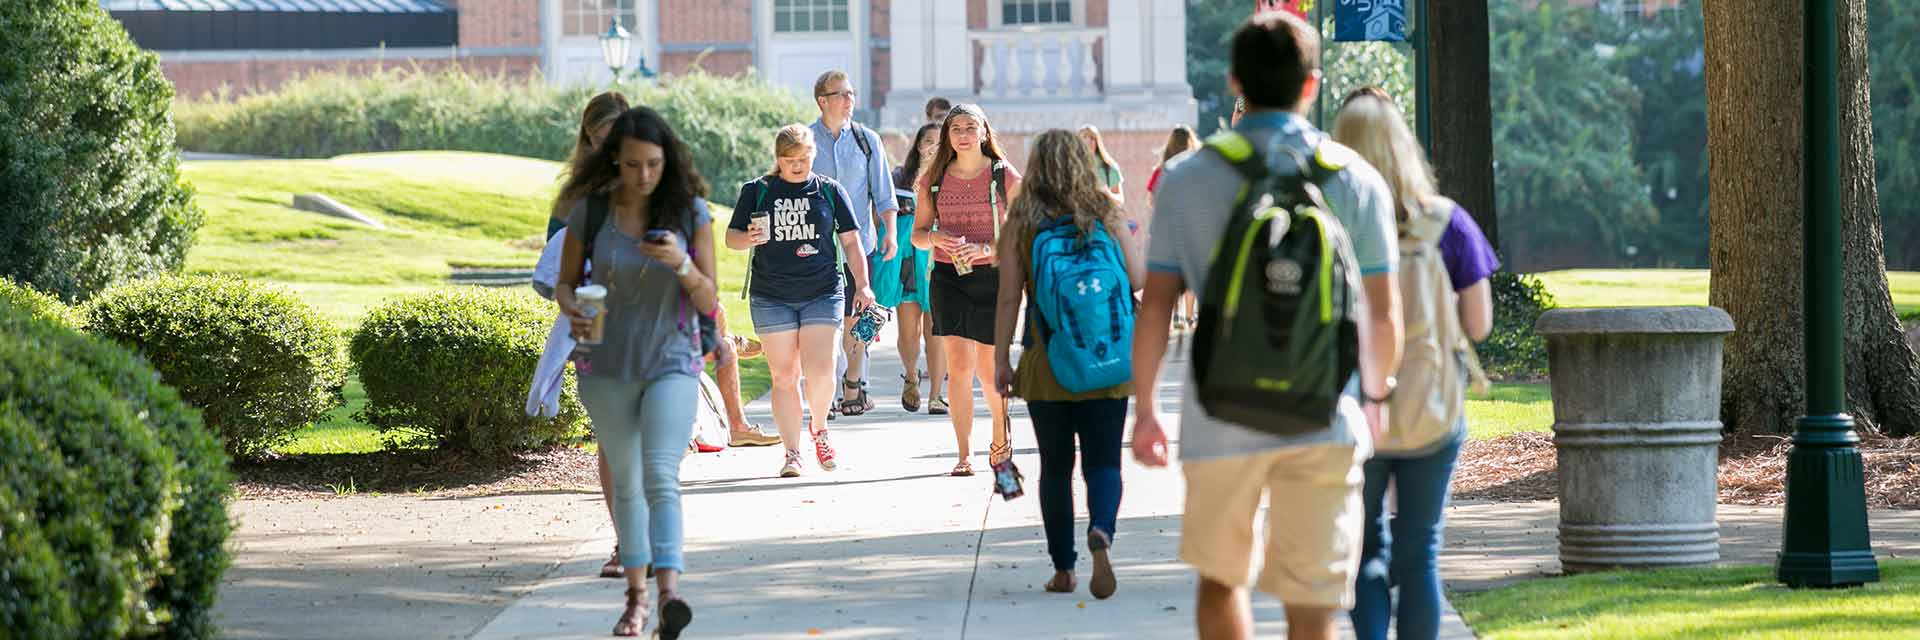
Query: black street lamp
1776 0 1879 589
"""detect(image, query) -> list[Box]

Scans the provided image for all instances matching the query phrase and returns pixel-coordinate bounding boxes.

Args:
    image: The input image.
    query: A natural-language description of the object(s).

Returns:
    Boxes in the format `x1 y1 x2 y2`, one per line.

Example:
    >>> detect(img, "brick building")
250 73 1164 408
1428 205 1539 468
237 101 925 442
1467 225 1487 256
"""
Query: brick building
111 0 1194 216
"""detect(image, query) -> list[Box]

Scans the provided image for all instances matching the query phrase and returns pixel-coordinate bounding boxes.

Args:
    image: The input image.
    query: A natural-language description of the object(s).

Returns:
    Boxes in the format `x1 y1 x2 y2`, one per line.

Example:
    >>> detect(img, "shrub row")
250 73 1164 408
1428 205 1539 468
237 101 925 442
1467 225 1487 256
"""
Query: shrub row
0 291 232 639
173 67 813 197
1477 270 1556 380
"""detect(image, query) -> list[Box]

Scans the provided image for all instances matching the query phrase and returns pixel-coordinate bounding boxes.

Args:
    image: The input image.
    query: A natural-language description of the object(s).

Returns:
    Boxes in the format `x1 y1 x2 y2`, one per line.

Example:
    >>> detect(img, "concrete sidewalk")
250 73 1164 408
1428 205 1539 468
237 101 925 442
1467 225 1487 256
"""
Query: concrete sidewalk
469 335 1475 639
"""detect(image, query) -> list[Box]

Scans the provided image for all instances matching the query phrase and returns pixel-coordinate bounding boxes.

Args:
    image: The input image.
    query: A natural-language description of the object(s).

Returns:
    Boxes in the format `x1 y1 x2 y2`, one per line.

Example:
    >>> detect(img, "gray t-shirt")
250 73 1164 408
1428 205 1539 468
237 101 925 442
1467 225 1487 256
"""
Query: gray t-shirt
1146 112 1398 460
567 197 713 384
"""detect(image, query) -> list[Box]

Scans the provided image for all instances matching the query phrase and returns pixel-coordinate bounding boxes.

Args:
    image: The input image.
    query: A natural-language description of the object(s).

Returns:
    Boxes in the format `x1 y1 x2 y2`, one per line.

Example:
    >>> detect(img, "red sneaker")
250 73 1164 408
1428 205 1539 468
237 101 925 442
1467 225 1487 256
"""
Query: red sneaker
812 429 838 471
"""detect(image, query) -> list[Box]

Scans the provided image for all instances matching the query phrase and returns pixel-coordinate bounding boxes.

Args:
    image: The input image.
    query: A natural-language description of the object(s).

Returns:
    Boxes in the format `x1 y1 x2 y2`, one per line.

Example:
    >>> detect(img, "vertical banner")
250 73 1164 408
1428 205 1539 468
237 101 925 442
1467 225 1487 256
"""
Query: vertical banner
1333 0 1407 42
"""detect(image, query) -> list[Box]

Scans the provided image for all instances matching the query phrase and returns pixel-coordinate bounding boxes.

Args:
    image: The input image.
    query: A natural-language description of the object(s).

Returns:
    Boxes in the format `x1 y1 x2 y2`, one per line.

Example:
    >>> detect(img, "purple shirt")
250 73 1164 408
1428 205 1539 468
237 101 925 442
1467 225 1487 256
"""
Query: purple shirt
1439 204 1499 291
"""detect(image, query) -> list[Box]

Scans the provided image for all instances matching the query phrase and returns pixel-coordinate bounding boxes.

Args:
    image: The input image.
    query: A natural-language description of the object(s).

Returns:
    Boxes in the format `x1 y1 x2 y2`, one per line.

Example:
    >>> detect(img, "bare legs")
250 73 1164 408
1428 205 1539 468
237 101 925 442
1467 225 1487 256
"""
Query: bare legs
897 302 946 405
941 336 1007 469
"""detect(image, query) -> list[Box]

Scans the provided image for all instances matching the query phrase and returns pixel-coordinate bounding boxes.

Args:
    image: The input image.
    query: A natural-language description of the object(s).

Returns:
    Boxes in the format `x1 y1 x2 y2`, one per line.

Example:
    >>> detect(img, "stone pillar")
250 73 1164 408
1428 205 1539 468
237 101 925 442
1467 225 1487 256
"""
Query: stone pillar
1535 306 1734 573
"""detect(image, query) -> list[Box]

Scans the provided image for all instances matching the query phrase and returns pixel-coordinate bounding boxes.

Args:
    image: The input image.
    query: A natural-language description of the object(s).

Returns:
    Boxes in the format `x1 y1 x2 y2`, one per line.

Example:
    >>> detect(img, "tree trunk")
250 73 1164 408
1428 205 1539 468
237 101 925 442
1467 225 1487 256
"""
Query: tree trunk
1704 0 1920 436
1836 0 1920 437
1428 0 1497 250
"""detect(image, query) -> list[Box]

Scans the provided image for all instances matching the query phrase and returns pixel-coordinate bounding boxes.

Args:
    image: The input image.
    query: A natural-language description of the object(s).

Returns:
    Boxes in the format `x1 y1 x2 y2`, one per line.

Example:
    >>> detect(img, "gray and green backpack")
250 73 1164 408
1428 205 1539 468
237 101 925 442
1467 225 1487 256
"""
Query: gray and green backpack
1192 131 1362 436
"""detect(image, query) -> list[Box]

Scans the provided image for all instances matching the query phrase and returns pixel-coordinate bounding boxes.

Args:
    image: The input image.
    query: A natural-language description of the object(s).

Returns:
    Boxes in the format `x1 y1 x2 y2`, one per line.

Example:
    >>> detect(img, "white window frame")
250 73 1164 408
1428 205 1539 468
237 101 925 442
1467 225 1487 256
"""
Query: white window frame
990 0 1084 28
772 0 852 33
560 0 640 37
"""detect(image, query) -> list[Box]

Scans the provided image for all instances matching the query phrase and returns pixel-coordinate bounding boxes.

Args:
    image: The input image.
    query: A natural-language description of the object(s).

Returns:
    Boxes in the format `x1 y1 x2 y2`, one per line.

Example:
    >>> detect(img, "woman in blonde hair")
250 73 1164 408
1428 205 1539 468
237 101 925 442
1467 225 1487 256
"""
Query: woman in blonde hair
1332 88 1496 640
992 129 1144 599
726 124 874 479
1077 124 1125 205
549 91 630 237
911 104 1022 477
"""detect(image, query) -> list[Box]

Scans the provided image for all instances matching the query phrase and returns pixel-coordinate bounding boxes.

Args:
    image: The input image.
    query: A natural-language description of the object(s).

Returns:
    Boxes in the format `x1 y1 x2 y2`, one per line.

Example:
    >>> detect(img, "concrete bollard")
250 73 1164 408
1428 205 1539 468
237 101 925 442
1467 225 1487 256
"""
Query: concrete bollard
1535 306 1735 573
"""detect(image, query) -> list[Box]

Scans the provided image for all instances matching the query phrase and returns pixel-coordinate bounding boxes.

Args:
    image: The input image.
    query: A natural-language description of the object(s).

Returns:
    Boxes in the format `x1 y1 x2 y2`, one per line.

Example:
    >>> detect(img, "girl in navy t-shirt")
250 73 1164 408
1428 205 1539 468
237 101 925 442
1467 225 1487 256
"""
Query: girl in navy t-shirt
725 124 874 479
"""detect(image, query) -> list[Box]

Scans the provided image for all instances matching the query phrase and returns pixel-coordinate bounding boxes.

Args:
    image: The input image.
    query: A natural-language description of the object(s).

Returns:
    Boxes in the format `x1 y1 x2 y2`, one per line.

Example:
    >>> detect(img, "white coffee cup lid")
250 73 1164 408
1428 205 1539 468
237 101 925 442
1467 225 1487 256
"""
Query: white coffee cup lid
575 284 608 300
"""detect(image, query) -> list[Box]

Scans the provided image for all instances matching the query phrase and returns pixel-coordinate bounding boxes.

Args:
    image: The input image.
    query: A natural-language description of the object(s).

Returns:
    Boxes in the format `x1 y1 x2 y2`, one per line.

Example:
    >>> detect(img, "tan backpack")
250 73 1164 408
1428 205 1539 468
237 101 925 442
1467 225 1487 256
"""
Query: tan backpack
1379 196 1490 455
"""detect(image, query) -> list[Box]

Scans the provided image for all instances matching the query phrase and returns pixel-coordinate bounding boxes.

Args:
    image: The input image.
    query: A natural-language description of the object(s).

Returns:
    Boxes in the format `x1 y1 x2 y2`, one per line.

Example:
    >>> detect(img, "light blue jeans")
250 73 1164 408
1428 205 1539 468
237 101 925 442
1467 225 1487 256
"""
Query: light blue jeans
579 374 697 571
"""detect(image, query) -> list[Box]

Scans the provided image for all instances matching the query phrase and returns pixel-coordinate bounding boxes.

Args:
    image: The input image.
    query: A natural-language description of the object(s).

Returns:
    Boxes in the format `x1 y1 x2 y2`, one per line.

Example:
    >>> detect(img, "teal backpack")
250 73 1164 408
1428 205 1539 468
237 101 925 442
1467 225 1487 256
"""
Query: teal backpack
1029 215 1133 393
1192 131 1362 435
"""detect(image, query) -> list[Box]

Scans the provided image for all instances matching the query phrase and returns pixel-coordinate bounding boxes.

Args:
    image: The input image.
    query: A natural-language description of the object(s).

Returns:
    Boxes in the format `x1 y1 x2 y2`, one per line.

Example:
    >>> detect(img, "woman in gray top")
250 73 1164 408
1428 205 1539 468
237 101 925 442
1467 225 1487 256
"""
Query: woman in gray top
553 106 718 639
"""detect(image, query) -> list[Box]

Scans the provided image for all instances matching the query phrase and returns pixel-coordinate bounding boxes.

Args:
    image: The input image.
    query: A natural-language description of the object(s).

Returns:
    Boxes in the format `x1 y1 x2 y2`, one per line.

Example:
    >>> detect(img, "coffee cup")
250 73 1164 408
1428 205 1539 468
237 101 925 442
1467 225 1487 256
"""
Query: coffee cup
750 213 771 244
574 284 608 345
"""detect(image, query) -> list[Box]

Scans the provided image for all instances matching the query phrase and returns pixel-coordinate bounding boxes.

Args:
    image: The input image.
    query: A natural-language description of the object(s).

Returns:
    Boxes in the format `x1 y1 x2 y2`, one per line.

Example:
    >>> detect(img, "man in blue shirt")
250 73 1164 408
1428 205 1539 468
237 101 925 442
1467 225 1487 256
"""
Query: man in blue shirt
810 69 899 416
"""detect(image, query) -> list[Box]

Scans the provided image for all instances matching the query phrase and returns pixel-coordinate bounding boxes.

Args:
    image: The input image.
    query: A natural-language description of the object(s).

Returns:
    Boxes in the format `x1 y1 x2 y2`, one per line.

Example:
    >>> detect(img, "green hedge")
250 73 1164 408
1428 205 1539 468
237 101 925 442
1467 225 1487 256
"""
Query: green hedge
85 276 348 460
0 295 233 639
0 278 78 328
1477 270 1556 380
0 0 203 303
350 288 585 455
174 68 812 196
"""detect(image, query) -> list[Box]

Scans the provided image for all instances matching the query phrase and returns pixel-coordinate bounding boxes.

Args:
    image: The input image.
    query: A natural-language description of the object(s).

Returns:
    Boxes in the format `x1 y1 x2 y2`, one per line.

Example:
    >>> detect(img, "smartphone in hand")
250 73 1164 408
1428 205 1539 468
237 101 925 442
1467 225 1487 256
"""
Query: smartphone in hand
642 229 673 245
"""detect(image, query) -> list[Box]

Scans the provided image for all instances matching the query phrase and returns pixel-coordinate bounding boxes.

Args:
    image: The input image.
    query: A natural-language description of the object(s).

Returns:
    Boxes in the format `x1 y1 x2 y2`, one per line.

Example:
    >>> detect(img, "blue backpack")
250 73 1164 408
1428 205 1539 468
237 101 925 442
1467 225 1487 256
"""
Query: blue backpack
1029 216 1133 393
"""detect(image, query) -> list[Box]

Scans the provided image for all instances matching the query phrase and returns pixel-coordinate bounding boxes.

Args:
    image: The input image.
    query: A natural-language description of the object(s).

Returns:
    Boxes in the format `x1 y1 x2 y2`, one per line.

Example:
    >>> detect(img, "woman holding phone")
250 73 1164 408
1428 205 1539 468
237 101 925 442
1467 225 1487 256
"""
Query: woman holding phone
726 124 874 479
551 106 715 639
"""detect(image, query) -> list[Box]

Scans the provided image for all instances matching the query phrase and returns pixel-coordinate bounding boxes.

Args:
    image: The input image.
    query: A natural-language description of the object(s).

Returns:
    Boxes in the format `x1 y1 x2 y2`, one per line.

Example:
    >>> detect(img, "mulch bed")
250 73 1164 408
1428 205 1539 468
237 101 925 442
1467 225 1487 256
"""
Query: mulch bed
233 445 602 499
1452 431 1920 510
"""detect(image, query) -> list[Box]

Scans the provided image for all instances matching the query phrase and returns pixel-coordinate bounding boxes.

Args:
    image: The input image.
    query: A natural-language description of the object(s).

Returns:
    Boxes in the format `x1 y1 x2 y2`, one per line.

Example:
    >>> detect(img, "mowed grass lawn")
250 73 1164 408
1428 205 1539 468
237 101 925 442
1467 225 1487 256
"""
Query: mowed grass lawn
1537 269 1920 318
184 152 766 454
1453 561 1920 639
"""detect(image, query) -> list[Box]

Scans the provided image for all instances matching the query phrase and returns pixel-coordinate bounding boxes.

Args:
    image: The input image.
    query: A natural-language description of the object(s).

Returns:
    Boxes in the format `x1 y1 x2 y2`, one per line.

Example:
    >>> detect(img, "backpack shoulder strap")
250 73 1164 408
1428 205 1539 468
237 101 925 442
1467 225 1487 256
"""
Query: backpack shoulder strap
820 178 847 267
852 123 874 160
1308 138 1355 188
1204 131 1269 182
582 194 610 257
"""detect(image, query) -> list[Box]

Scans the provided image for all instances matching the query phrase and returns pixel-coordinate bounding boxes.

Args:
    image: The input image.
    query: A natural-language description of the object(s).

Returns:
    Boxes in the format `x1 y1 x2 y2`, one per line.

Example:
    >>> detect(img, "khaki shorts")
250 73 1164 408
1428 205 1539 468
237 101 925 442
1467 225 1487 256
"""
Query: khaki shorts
1179 443 1366 609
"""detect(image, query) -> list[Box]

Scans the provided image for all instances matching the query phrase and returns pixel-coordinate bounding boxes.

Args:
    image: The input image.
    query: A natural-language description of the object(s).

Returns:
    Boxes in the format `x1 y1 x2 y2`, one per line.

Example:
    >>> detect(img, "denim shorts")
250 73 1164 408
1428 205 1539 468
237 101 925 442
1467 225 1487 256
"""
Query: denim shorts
749 294 844 334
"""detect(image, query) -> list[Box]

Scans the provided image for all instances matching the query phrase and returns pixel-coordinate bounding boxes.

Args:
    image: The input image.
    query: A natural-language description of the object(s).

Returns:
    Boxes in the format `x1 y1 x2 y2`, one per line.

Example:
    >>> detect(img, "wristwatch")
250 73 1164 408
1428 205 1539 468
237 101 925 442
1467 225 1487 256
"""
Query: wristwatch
675 257 694 277
1363 376 1397 405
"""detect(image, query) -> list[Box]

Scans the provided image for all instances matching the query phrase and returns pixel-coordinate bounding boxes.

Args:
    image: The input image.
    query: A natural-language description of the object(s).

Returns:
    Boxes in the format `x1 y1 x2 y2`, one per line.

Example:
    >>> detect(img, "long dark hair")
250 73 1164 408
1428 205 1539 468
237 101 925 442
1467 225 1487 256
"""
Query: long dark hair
922 104 1008 220
552 106 709 234
898 122 939 187
550 91 629 220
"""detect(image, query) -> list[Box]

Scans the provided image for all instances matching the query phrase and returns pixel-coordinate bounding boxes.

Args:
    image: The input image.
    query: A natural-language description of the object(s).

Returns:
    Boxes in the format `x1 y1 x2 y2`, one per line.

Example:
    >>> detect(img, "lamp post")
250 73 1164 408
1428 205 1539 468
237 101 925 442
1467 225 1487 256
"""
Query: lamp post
1776 0 1879 589
600 17 632 83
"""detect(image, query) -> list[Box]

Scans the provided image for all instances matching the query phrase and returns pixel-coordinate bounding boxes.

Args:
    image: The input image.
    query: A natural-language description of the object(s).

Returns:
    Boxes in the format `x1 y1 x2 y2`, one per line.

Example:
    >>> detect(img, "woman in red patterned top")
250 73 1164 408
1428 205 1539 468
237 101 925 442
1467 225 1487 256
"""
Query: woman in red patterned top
910 104 1024 478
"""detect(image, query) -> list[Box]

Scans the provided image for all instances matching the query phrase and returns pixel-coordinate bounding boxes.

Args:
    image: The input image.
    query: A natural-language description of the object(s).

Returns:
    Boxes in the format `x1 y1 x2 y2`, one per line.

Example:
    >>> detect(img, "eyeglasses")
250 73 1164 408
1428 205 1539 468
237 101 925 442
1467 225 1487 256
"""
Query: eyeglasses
818 90 858 100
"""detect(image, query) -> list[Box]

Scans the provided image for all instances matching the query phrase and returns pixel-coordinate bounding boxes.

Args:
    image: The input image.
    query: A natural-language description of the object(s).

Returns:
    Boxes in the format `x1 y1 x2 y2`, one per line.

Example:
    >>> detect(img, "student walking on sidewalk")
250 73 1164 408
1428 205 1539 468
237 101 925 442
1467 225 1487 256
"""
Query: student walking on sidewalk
807 69 899 417
882 123 951 415
1334 87 1497 640
911 104 1022 478
1132 13 1404 640
552 107 715 639
992 129 1145 600
727 124 875 478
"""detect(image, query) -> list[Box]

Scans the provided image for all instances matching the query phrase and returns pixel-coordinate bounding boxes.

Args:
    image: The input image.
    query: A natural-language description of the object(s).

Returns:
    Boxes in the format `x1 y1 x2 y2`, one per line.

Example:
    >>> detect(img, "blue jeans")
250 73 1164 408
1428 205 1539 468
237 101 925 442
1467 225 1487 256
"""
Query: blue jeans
1349 429 1464 640
1028 399 1127 572
749 294 843 334
579 374 698 571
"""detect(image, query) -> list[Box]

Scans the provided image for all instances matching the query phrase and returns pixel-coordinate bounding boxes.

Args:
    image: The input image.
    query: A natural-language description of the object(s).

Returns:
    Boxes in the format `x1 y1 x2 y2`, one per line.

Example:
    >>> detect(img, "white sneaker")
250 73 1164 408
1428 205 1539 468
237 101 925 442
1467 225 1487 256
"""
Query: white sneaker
779 449 804 478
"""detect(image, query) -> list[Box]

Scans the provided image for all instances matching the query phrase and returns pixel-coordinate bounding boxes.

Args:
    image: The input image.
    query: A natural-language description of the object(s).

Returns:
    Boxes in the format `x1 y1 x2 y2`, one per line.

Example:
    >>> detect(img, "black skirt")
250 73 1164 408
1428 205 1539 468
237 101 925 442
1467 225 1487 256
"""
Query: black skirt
929 261 1000 345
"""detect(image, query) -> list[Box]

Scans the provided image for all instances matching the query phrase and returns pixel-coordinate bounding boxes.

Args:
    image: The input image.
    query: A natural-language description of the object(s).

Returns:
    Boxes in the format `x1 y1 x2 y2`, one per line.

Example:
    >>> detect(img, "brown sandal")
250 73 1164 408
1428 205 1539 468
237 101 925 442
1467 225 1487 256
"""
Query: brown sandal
613 587 647 637
1044 570 1077 593
656 591 694 640
599 545 623 578
950 459 974 477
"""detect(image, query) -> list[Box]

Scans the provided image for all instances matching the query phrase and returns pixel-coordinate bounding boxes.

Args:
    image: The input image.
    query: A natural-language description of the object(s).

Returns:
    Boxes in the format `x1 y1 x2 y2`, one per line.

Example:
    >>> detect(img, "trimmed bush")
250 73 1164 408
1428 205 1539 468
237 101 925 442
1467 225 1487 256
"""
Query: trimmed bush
85 275 348 460
1477 270 1556 380
0 278 79 328
0 295 233 639
351 288 585 454
173 67 812 197
0 0 203 302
